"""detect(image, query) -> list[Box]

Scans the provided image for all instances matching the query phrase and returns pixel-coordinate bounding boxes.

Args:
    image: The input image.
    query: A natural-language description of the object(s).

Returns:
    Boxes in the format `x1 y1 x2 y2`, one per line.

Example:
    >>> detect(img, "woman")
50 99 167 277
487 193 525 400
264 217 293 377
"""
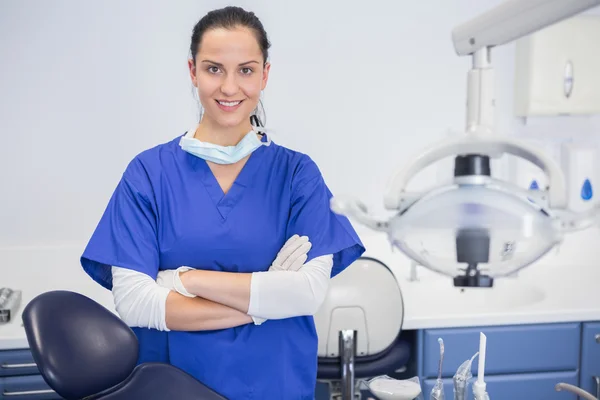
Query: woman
81 6 364 399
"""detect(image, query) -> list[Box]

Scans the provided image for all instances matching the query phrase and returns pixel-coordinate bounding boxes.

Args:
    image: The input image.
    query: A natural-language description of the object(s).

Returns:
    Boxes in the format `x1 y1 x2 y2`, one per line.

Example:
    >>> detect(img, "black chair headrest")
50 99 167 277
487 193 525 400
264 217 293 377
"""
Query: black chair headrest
22 290 139 400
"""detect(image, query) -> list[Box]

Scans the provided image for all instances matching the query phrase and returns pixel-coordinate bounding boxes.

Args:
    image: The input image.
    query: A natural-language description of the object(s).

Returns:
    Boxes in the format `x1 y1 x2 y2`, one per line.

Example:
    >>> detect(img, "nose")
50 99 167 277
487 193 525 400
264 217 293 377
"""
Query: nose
220 73 239 97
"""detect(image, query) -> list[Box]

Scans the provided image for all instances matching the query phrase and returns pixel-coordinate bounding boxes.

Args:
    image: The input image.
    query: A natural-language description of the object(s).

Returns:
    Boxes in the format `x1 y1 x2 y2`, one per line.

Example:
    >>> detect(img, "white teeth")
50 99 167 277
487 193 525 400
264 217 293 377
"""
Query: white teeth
218 100 240 107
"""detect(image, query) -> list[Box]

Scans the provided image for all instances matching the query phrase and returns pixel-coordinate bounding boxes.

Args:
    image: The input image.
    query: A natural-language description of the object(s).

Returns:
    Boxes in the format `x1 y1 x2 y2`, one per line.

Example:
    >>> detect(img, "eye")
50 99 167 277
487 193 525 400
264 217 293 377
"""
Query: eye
207 66 221 74
240 67 253 75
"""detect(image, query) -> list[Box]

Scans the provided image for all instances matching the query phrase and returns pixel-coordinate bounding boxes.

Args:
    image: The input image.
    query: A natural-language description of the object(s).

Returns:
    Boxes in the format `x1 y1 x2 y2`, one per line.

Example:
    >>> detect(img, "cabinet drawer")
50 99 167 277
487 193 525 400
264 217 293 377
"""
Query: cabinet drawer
0 351 38 377
579 322 600 396
0 375 61 399
423 370 578 400
422 323 580 377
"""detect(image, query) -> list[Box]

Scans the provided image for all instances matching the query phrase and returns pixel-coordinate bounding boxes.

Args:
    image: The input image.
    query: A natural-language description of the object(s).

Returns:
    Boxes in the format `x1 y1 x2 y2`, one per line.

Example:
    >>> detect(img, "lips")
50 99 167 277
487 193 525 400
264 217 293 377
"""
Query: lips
215 99 244 112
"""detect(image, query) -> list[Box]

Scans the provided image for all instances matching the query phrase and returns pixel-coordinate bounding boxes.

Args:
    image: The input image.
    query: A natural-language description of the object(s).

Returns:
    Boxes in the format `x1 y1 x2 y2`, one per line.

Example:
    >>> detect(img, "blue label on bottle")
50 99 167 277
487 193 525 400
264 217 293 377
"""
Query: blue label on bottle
581 179 593 201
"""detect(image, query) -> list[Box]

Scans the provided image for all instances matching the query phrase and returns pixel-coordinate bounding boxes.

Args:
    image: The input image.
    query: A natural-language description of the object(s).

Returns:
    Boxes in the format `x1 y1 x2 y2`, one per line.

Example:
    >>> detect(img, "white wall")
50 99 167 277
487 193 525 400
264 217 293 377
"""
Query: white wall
1 1 600 271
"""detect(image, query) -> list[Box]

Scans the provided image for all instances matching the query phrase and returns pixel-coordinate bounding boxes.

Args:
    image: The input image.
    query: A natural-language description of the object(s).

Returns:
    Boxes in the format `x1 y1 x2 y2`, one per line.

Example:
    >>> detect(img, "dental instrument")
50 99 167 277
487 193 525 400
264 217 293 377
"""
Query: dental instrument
430 338 445 400
331 0 600 287
452 352 478 400
473 333 490 400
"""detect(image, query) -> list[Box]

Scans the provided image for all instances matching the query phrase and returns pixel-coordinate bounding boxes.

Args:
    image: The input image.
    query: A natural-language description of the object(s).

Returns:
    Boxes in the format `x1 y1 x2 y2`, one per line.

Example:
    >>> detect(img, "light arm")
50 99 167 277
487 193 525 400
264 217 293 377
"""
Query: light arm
111 266 252 331
179 255 335 319
179 270 253 314
164 292 253 331
452 0 600 56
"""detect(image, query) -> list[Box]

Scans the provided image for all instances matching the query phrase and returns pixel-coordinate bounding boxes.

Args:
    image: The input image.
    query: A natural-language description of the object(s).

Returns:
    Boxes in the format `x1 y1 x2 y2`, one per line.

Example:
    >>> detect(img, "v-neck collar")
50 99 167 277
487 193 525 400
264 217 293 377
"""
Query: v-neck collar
189 144 268 221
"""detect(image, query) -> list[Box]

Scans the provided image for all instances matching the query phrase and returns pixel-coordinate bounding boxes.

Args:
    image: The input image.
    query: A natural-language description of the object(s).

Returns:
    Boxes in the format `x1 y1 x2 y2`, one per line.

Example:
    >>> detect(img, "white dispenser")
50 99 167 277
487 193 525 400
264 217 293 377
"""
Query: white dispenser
561 142 600 212
514 15 600 117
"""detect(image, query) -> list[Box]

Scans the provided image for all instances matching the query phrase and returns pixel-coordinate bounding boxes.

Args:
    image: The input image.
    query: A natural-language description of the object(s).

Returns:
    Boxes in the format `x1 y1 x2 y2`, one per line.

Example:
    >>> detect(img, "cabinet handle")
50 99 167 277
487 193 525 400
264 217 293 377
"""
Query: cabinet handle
595 334 600 344
0 363 37 369
594 376 600 399
3 389 56 396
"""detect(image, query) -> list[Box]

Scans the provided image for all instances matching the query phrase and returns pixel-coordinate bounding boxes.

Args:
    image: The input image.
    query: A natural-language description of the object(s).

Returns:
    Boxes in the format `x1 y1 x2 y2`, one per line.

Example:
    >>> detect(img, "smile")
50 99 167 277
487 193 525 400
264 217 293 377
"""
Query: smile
215 99 244 112
217 100 242 106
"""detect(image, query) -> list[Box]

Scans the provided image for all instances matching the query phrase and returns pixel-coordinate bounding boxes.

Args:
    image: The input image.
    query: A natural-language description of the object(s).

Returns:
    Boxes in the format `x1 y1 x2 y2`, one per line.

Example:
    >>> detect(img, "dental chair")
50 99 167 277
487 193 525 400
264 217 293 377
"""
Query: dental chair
21 290 227 400
314 257 411 400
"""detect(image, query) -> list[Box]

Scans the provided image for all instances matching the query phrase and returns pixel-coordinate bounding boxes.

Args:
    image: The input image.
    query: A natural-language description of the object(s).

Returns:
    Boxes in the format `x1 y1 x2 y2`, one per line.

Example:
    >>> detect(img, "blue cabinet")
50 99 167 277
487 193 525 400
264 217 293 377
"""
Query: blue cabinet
0 350 41 377
0 375 61 399
0 349 61 399
580 322 600 398
418 323 583 399
422 323 580 377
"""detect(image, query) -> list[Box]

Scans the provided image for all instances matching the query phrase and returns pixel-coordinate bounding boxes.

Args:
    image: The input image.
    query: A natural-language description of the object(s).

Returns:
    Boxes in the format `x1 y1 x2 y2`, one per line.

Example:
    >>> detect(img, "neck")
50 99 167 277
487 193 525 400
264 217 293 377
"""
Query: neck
194 117 253 146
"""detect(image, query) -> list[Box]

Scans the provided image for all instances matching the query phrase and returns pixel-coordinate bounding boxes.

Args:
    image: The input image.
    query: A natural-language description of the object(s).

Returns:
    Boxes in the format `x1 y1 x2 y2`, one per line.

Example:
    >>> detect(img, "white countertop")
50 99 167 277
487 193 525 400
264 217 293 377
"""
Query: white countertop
2 231 600 350
0 244 116 350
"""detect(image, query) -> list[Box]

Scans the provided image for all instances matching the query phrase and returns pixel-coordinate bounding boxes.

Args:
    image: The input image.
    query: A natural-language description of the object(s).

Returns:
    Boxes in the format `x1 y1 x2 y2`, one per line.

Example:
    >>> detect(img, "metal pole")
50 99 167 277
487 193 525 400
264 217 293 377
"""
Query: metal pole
339 330 356 400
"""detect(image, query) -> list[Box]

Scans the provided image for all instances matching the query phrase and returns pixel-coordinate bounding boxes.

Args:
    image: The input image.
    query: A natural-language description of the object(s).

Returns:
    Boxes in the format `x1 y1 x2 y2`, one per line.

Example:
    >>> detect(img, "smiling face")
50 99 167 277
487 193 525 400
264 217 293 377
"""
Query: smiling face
189 26 270 132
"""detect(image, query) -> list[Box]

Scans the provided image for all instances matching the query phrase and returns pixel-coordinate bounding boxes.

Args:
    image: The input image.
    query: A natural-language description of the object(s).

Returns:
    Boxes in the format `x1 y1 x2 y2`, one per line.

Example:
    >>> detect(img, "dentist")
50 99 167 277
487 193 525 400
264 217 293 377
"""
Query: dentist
81 6 364 399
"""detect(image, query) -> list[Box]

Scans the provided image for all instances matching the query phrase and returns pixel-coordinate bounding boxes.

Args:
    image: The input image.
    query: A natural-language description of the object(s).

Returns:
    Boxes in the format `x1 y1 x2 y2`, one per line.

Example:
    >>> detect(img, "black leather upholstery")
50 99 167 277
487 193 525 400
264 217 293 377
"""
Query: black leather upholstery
22 290 227 400
317 336 411 380
22 290 139 399
89 363 226 400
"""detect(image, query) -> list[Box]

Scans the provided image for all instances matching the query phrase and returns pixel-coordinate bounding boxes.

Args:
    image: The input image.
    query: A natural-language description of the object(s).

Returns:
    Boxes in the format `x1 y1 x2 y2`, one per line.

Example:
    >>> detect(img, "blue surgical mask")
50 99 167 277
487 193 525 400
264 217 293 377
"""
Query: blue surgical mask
179 125 271 164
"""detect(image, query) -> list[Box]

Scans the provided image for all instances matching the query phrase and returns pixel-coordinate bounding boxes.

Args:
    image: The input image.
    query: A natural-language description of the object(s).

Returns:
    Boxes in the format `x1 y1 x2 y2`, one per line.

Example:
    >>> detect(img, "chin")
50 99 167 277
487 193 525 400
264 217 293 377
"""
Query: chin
211 112 248 129
217 117 246 129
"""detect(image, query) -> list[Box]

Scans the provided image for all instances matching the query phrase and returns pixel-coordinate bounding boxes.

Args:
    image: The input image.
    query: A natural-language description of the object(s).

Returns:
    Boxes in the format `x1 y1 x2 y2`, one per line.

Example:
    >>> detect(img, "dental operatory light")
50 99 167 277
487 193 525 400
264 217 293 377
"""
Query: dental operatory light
332 0 600 287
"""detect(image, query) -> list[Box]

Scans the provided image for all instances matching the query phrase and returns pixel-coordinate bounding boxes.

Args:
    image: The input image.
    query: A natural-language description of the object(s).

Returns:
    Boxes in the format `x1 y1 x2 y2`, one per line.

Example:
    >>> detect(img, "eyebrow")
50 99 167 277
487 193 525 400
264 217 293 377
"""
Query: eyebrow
201 60 260 67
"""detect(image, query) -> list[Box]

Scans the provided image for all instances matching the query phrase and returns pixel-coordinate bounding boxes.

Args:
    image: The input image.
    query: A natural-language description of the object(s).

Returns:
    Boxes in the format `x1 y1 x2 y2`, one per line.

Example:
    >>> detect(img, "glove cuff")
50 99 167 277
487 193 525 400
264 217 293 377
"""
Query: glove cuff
173 266 196 298
251 316 267 325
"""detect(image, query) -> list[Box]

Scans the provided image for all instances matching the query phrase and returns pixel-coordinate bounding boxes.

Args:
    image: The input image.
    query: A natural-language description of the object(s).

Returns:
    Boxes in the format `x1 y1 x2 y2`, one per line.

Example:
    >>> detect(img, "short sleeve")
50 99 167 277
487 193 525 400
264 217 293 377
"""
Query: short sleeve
80 160 159 290
287 156 365 277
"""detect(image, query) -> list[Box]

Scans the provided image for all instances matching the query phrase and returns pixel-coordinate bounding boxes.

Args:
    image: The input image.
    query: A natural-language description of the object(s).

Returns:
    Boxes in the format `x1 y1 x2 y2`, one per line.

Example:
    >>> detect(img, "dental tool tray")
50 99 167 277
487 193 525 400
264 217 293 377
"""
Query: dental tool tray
0 288 22 323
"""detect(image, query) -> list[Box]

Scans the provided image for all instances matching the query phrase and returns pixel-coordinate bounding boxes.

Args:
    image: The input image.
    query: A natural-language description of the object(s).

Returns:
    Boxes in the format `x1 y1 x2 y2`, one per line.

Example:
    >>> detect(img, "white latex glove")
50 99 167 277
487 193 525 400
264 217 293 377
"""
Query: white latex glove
156 266 196 297
269 235 312 272
251 234 312 325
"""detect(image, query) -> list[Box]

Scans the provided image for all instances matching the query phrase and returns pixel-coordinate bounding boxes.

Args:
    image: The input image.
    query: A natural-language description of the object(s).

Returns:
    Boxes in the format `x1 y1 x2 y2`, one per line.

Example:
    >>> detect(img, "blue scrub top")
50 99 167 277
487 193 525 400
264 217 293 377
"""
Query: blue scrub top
81 132 365 400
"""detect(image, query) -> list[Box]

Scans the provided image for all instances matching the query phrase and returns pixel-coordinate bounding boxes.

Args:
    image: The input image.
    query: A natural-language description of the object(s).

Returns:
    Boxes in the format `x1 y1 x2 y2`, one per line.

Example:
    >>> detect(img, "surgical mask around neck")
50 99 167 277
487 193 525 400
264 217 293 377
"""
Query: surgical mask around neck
179 125 271 165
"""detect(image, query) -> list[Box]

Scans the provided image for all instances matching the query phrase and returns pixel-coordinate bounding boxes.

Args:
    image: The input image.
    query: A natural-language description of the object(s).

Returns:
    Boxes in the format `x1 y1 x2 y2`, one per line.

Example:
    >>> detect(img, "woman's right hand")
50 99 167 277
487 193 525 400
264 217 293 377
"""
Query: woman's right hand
269 234 312 272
